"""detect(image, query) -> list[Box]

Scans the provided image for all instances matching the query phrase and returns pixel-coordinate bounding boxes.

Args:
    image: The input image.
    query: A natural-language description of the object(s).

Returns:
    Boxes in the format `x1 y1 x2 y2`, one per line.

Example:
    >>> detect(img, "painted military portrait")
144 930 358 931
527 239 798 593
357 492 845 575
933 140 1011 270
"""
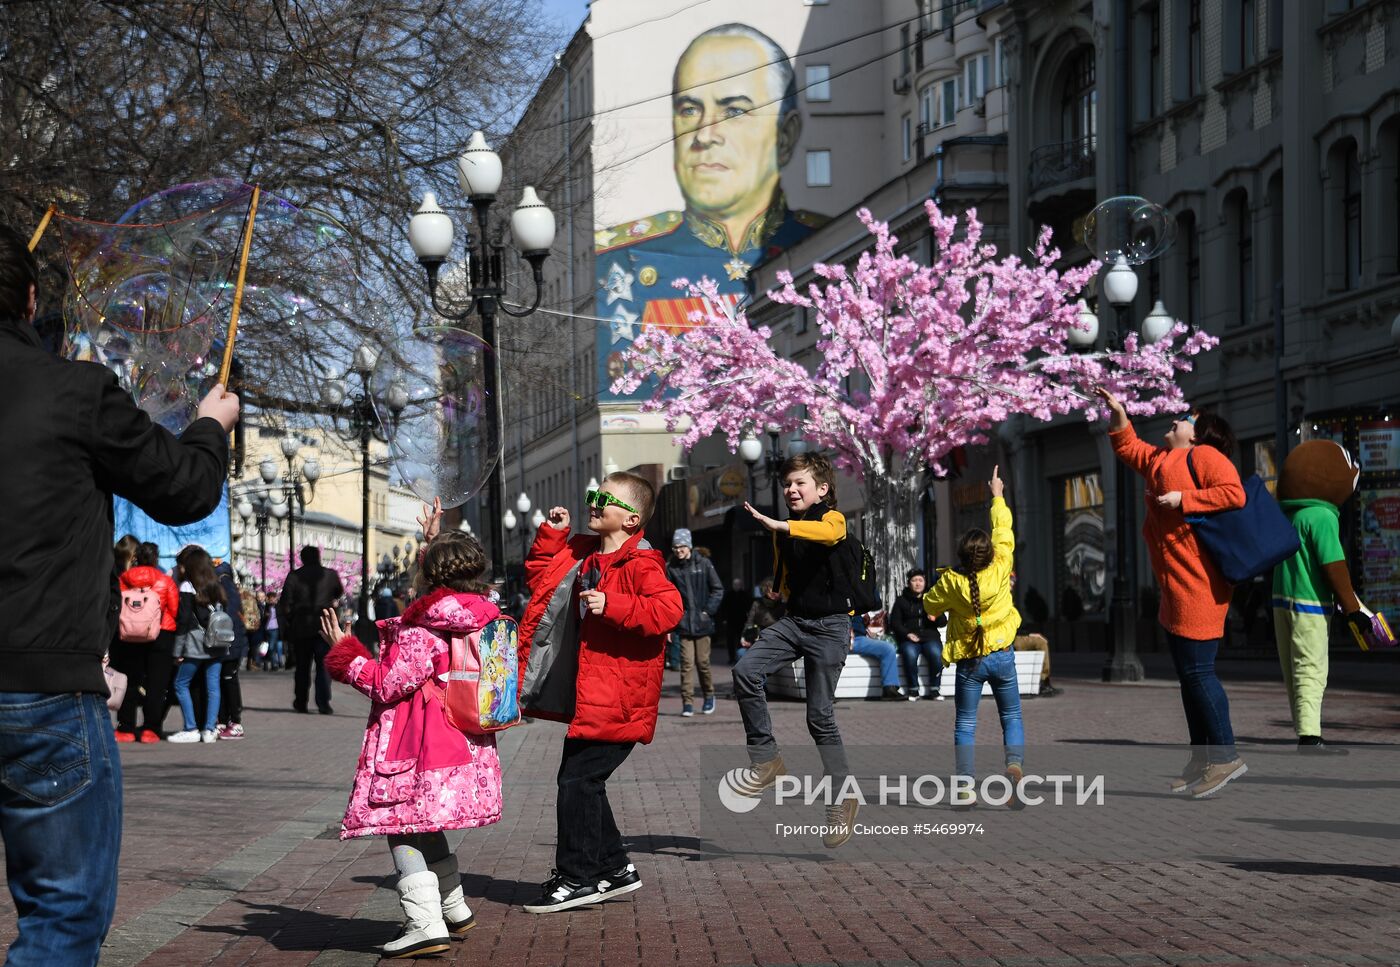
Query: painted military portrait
597 23 828 395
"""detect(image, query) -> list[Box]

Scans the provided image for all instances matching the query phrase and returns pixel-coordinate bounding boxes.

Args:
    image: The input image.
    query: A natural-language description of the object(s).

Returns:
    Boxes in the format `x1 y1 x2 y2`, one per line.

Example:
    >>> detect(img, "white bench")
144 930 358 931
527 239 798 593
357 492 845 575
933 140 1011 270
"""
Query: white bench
765 650 1045 701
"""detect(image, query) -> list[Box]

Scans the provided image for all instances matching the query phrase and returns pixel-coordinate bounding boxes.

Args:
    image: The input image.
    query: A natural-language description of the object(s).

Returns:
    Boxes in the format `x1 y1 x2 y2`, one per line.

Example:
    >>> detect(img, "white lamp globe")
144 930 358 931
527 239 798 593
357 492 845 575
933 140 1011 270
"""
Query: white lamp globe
1069 299 1099 348
1141 299 1176 344
456 131 503 198
1102 255 1139 307
408 192 454 261
738 431 763 464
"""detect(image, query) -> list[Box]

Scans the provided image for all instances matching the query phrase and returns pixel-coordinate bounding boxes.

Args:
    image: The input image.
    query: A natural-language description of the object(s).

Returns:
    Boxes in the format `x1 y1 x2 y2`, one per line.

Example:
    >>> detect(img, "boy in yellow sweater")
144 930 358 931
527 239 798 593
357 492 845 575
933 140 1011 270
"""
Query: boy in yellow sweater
922 466 1025 810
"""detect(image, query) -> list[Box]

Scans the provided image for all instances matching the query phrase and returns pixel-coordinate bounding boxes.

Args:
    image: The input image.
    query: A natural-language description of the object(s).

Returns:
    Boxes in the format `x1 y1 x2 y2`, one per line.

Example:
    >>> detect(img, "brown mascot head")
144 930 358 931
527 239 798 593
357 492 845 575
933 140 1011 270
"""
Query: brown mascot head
1277 440 1360 507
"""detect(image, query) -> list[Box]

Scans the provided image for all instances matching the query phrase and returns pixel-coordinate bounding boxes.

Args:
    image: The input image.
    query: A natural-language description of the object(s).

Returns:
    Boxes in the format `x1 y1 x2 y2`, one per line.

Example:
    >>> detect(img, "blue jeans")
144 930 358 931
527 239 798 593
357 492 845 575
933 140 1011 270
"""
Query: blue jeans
174 659 221 732
0 692 122 966
850 636 900 687
953 647 1025 778
899 639 942 694
264 627 283 668
1166 632 1237 763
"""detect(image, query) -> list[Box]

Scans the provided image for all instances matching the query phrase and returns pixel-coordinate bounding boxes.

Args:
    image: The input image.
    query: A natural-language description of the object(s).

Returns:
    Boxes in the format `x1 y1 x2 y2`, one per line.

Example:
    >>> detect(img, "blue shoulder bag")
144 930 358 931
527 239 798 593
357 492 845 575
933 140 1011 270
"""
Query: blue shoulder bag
1183 449 1300 585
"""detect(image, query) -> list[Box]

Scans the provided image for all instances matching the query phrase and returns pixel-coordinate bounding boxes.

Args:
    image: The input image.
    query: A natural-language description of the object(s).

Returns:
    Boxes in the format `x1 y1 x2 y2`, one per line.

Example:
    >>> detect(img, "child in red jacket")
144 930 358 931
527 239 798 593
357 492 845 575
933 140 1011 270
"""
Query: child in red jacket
516 472 682 914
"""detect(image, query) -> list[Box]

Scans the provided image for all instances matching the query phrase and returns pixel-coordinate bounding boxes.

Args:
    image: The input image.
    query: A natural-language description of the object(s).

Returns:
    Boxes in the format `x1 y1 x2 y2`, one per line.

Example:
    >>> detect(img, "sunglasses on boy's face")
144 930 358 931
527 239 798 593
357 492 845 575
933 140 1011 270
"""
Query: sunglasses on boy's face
584 489 637 514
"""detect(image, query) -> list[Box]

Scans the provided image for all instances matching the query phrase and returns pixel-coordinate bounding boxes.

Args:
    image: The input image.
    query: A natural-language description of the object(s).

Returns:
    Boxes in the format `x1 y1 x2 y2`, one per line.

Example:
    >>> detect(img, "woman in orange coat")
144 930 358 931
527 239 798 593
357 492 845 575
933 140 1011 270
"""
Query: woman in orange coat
1097 388 1248 800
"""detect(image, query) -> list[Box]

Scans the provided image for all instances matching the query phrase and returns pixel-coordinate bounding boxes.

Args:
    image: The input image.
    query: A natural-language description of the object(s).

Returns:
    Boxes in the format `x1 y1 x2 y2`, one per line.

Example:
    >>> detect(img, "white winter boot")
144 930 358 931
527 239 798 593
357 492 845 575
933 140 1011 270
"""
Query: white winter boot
429 855 475 936
382 870 451 958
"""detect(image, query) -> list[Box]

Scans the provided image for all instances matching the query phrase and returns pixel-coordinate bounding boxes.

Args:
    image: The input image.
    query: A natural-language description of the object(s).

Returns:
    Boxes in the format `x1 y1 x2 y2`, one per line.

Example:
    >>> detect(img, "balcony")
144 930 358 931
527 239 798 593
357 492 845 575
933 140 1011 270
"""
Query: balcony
1028 136 1096 194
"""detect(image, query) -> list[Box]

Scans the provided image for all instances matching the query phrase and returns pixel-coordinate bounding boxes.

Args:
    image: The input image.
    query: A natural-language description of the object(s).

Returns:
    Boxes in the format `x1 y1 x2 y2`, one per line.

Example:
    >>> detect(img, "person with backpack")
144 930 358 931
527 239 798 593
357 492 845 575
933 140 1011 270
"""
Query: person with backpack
115 542 180 741
666 529 723 716
320 508 504 959
169 546 233 743
731 451 861 848
921 466 1026 810
1097 388 1249 799
279 546 344 714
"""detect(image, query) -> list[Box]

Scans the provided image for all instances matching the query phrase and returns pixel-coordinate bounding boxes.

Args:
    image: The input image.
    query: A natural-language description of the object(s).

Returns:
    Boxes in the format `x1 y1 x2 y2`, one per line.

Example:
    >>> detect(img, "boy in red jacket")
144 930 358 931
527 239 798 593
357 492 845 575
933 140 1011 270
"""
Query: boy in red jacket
516 472 683 914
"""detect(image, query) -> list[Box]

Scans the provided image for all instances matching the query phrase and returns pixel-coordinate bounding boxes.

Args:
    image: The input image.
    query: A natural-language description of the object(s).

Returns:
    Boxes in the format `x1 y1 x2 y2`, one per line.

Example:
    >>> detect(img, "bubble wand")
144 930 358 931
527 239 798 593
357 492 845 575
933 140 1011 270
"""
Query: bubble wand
218 185 261 387
26 205 56 252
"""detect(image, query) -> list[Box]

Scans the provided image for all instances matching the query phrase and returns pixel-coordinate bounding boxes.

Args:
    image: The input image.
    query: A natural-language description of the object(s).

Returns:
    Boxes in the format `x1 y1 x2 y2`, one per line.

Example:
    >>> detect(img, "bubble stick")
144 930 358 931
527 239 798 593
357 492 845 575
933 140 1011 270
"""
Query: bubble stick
218 185 261 388
26 204 56 252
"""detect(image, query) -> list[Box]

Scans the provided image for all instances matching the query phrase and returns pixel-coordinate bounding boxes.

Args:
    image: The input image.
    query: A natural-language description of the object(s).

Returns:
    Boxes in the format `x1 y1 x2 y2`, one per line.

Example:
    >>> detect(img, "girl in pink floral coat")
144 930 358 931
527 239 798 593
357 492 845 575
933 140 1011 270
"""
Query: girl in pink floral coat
321 513 503 959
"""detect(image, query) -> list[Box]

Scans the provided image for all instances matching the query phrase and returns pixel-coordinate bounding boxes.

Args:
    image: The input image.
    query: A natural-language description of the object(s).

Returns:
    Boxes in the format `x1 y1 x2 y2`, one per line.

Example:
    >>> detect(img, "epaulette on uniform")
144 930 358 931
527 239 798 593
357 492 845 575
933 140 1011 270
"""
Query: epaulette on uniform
595 211 683 253
793 209 830 229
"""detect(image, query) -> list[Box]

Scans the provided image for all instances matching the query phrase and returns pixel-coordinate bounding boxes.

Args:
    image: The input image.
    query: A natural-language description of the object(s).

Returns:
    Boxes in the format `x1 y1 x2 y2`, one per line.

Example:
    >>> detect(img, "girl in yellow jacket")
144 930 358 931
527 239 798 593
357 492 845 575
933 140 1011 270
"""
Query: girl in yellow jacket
922 466 1024 809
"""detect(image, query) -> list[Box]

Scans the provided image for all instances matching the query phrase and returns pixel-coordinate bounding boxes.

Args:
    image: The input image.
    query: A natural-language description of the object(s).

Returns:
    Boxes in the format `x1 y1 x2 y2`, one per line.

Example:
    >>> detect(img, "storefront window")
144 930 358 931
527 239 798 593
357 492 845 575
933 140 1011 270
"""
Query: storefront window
1054 472 1106 618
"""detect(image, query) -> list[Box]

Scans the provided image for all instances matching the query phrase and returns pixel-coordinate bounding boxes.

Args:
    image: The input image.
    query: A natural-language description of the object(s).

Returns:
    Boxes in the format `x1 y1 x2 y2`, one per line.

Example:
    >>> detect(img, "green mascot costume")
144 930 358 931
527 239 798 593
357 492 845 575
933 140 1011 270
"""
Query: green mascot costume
1272 440 1367 753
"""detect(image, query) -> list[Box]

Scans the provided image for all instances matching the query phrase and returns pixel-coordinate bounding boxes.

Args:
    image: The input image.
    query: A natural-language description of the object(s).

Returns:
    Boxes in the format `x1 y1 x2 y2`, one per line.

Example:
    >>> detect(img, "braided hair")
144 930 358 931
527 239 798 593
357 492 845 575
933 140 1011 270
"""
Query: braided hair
415 531 490 595
956 528 995 650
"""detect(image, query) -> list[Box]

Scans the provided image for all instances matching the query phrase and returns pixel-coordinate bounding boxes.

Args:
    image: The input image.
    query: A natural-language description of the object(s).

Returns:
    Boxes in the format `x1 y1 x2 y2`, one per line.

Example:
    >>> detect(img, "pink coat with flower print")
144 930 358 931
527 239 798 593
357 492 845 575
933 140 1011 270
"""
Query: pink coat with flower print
338 588 504 839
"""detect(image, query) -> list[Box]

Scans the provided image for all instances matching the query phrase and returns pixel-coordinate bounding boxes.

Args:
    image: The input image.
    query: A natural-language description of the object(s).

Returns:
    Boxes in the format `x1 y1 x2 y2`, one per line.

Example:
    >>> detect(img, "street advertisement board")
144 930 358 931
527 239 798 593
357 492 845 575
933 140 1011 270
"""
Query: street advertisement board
1357 488 1400 617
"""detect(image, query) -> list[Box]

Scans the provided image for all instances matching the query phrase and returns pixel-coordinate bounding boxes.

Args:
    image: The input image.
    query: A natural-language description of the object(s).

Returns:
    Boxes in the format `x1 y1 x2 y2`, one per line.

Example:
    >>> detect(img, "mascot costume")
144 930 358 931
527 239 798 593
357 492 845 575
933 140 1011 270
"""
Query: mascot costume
1272 440 1368 753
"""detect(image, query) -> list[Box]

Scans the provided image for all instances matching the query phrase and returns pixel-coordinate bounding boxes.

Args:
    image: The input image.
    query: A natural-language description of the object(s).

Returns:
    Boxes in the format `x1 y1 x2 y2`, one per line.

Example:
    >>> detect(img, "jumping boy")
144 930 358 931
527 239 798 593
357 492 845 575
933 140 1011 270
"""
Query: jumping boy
516 472 683 913
731 451 859 847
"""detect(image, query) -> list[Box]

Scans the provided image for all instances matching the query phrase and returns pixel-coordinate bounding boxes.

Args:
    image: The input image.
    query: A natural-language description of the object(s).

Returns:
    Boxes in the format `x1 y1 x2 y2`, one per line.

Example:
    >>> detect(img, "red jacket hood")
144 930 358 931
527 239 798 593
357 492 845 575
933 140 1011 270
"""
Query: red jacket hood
398 587 499 634
120 565 172 590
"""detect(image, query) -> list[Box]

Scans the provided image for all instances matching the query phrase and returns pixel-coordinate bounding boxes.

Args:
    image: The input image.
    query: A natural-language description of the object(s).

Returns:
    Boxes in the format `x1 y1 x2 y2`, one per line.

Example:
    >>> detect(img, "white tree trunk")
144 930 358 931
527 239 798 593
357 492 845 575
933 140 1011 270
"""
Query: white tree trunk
861 462 921 612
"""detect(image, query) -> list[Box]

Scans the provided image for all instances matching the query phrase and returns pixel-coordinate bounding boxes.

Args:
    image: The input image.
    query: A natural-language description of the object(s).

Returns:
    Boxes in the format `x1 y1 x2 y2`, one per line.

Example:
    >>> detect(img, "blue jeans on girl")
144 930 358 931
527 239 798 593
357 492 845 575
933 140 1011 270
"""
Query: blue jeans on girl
953 646 1025 778
174 658 222 732
1165 632 1237 763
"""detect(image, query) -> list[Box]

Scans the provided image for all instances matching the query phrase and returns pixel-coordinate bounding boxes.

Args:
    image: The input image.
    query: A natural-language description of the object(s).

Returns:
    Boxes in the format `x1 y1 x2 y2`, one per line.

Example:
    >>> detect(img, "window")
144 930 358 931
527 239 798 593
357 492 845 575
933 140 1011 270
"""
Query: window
1267 0 1283 51
902 114 912 163
1188 0 1203 97
901 25 912 77
993 37 1007 88
806 150 832 187
963 56 985 106
1239 0 1256 69
919 0 935 34
940 78 958 126
1147 3 1161 117
1062 47 1097 150
796 306 810 334
1230 191 1254 326
1054 473 1107 618
1183 212 1201 328
1267 173 1284 313
918 84 935 131
805 65 831 102
1344 146 1362 288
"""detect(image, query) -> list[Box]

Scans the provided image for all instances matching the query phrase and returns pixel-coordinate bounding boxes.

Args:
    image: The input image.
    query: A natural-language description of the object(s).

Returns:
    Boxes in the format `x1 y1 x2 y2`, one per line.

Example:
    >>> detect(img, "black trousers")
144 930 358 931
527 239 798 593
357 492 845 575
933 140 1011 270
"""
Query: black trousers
218 659 243 726
555 737 635 883
111 631 176 736
292 638 332 711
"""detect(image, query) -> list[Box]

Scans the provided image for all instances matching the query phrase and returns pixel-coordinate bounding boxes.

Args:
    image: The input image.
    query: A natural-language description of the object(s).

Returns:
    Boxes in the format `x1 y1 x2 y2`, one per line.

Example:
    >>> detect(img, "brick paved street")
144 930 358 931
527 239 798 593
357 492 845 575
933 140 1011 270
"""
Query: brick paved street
2 654 1397 966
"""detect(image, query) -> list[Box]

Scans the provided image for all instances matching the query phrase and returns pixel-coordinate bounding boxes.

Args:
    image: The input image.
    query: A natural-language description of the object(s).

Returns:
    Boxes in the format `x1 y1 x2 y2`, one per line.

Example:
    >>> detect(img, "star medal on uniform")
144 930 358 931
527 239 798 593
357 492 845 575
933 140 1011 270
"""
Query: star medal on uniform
723 256 751 281
610 305 639 344
600 262 635 305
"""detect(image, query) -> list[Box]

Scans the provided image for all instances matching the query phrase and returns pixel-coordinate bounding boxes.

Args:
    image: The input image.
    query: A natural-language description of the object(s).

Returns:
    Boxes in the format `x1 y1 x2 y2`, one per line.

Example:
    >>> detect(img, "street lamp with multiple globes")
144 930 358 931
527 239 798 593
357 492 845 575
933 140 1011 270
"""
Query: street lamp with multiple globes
258 436 320 570
513 492 532 573
236 485 284 589
407 130 556 582
740 425 806 586
319 342 408 643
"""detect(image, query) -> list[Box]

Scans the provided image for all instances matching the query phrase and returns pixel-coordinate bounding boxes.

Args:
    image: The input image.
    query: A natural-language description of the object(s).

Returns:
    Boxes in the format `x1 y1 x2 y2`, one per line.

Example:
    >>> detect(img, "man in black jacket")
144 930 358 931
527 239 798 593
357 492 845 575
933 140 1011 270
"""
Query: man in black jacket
887 568 947 700
279 545 344 714
0 226 236 965
666 529 723 716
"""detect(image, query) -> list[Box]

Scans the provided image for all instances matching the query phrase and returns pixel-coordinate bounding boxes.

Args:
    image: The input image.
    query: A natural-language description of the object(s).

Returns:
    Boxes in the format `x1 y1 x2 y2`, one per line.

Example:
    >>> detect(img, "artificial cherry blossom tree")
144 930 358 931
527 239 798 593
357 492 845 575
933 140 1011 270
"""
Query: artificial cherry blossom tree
614 202 1216 603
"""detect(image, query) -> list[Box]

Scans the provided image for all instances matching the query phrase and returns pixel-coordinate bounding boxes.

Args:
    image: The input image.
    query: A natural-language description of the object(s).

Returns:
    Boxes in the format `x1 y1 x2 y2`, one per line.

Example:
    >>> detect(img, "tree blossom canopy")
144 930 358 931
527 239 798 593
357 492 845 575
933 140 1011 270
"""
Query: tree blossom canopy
613 201 1215 480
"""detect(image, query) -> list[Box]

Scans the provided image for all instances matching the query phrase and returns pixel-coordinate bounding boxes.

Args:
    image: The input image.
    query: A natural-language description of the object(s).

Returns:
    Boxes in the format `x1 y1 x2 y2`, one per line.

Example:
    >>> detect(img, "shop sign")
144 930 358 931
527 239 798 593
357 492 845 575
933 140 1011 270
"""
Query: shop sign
687 464 749 531
1357 423 1400 474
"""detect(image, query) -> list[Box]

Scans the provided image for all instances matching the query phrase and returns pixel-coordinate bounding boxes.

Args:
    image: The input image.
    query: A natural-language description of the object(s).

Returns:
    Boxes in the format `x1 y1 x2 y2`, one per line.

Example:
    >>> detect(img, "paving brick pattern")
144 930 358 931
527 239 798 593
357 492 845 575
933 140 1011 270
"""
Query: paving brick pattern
1 656 1397 966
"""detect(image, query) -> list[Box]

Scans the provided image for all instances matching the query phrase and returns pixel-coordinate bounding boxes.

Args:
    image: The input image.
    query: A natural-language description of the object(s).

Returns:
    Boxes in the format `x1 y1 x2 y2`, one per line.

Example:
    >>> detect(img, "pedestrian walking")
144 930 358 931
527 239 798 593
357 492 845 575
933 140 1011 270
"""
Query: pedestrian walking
114 541 181 742
169 546 230 744
921 467 1026 810
667 528 723 716
262 590 284 670
0 225 233 965
1098 387 1249 798
888 568 946 700
517 474 682 914
732 452 860 847
280 546 344 714
321 502 504 959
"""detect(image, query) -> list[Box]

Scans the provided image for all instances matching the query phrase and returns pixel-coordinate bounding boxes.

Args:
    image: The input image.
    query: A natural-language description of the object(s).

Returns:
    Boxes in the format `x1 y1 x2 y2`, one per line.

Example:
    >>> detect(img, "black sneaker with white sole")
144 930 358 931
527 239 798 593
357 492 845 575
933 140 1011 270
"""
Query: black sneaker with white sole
595 863 642 901
522 871 601 914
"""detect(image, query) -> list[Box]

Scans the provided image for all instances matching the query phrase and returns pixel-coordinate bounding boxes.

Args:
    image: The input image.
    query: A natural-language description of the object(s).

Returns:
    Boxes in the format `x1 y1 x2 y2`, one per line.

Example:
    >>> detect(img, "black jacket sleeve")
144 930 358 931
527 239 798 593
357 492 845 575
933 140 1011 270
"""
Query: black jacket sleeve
88 368 229 526
703 559 723 617
888 597 910 642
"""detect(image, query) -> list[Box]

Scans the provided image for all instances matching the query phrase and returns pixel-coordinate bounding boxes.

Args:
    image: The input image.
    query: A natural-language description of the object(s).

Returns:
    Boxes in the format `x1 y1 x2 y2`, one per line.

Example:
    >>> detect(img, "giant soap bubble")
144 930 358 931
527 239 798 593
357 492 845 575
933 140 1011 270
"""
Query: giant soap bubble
58 179 387 431
371 326 500 509
1083 195 1176 265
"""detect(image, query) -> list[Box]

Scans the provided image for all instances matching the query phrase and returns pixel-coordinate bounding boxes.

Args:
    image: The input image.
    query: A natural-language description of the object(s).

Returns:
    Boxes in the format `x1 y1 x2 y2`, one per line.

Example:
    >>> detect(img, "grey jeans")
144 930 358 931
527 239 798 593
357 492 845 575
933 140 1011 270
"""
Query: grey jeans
732 613 849 778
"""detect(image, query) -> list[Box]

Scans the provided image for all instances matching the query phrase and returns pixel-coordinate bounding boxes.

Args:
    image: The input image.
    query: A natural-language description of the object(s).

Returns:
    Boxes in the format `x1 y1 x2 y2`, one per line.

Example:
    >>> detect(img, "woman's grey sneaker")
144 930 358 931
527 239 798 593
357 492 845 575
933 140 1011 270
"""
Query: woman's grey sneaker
727 756 787 797
523 871 602 914
1169 758 1208 794
594 863 642 901
822 797 859 848
1190 758 1248 799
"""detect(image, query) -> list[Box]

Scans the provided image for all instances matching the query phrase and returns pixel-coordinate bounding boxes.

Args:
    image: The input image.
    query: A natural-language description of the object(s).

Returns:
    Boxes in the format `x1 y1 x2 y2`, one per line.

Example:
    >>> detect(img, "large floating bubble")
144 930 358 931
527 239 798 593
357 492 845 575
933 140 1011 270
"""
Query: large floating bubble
371 326 500 509
1083 196 1176 265
57 180 391 431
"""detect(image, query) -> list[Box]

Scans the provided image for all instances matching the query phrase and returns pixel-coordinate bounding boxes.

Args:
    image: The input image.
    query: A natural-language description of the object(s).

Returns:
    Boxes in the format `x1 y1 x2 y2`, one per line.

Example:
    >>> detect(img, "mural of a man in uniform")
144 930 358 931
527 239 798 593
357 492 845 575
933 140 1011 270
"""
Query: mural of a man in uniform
597 23 828 397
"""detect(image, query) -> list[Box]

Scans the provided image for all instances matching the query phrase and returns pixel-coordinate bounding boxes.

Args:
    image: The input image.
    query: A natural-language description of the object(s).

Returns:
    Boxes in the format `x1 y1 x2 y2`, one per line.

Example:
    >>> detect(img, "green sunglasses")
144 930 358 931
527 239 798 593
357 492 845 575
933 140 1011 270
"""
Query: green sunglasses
585 489 638 514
